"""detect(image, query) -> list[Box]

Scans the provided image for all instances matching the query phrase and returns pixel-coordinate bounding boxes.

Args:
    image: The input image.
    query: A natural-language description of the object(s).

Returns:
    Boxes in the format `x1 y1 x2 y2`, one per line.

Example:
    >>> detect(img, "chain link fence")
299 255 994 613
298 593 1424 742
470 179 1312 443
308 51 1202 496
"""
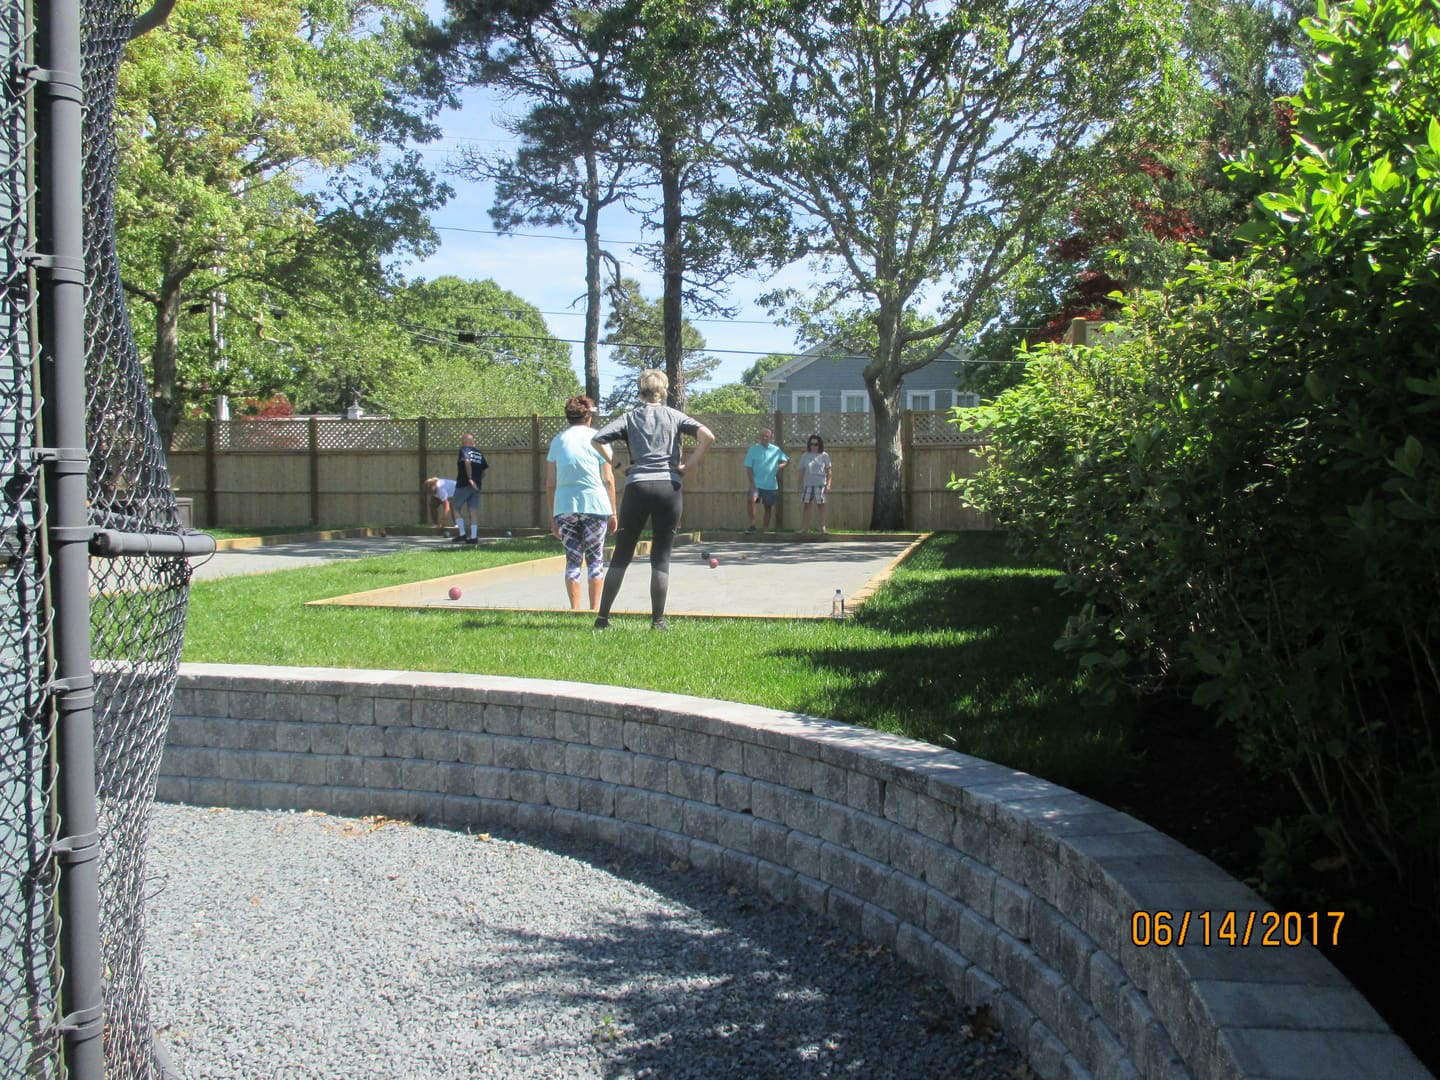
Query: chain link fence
2 0 199 1076
83 0 196 1075
1 0 63 1073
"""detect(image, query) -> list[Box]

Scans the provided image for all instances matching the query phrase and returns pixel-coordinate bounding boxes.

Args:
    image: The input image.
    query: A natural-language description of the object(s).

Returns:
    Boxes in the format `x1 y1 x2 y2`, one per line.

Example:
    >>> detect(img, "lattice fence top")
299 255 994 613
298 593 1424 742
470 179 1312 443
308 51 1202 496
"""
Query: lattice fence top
426 417 536 452
314 419 420 452
169 425 205 452
774 411 874 447
537 415 571 445
684 412 768 447
171 410 982 454
911 410 988 445
213 421 310 452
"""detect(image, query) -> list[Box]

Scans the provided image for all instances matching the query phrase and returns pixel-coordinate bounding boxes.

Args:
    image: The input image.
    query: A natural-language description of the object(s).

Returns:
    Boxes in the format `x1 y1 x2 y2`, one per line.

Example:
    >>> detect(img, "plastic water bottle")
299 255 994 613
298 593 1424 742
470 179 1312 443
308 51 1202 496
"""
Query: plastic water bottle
832 589 844 620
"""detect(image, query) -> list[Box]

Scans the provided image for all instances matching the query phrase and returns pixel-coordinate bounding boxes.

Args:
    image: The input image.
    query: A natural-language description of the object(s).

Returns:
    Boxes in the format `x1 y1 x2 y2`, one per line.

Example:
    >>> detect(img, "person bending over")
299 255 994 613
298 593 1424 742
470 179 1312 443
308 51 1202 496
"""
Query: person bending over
425 476 458 536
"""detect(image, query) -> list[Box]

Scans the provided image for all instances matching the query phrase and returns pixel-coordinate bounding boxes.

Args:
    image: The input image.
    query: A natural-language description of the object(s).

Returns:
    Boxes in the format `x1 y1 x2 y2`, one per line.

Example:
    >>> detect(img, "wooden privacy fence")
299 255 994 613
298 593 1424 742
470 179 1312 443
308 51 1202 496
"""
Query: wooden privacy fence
167 411 993 532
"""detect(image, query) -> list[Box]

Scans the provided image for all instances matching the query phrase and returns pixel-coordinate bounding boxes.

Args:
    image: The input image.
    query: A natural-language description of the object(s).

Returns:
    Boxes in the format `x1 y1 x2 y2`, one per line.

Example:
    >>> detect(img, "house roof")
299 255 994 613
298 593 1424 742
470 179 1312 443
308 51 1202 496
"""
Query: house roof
760 339 967 387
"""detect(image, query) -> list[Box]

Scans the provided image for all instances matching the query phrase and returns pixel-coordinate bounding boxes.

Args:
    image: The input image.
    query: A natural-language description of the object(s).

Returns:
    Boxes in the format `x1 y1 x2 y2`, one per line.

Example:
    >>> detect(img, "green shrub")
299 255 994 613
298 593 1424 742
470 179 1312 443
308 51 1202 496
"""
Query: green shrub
957 0 1440 914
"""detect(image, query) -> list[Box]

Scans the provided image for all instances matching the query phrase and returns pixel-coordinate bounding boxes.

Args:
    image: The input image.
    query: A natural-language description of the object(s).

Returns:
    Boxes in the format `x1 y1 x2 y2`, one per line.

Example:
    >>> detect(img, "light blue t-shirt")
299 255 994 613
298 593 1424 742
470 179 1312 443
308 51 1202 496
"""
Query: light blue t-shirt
744 442 789 490
547 425 612 516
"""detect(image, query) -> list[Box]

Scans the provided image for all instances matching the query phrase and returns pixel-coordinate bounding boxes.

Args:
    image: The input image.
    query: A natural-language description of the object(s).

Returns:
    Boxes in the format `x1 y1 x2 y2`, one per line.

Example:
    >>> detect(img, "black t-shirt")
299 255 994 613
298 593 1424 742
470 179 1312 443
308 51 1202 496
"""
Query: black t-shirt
456 446 488 489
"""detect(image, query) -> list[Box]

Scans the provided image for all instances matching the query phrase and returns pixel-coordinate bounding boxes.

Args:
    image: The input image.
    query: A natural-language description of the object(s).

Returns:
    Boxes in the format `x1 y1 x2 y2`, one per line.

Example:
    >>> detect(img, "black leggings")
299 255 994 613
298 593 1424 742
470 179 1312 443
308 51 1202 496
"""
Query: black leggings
597 480 682 621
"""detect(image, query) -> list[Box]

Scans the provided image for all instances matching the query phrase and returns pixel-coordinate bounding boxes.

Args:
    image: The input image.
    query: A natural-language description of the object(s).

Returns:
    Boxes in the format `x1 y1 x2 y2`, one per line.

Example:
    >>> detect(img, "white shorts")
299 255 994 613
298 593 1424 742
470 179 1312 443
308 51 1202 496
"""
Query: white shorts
802 485 826 505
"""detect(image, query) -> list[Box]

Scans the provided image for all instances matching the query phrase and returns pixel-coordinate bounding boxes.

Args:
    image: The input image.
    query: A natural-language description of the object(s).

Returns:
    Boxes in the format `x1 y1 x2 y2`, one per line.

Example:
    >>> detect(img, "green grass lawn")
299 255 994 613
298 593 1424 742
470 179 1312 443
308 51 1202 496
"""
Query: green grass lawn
183 532 1133 791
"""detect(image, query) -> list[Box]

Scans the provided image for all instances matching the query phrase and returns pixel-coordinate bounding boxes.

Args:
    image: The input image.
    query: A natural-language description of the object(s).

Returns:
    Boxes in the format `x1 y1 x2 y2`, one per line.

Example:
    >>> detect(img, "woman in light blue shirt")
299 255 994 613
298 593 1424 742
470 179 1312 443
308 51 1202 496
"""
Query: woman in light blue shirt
546 395 618 611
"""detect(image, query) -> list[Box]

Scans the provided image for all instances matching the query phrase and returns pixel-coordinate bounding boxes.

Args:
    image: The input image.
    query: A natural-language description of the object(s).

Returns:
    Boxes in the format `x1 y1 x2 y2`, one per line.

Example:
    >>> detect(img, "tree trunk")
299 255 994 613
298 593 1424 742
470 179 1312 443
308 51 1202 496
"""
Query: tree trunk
150 272 184 452
658 127 685 409
582 154 603 405
868 374 906 530
868 305 907 529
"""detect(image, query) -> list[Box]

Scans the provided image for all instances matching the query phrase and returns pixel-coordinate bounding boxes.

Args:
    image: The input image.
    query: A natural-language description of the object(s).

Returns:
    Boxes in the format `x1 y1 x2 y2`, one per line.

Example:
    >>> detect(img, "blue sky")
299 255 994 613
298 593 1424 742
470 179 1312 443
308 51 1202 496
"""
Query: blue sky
399 29 809 394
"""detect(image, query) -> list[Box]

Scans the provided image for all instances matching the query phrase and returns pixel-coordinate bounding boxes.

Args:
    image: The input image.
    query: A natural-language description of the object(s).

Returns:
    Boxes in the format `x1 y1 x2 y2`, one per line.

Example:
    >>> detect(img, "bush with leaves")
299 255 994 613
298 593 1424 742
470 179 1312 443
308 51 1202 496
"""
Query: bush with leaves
958 0 1440 916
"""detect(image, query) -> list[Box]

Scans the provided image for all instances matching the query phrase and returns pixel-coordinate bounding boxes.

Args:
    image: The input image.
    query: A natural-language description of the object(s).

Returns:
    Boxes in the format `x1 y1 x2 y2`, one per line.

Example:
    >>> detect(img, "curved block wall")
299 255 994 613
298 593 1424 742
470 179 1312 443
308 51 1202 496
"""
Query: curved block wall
158 665 1426 1080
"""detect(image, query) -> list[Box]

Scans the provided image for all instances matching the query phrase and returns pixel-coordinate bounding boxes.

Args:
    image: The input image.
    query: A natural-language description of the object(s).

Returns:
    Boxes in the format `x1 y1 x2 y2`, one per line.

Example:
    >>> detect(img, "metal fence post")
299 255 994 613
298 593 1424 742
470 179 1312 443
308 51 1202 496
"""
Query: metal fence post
33 0 103 1074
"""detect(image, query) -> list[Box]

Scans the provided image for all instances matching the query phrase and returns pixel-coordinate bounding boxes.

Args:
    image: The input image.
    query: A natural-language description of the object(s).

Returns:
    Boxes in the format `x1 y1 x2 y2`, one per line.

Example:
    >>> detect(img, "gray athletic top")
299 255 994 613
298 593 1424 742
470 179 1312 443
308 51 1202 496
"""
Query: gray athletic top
592 403 701 485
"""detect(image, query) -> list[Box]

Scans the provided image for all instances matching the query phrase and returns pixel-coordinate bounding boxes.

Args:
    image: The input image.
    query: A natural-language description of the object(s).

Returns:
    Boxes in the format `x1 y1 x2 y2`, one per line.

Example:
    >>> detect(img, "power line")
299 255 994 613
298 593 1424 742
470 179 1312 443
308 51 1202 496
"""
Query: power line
426 296 783 328
534 308 782 327
378 285 789 331
394 316 1030 365
261 290 1035 367
434 223 649 249
401 319 791 359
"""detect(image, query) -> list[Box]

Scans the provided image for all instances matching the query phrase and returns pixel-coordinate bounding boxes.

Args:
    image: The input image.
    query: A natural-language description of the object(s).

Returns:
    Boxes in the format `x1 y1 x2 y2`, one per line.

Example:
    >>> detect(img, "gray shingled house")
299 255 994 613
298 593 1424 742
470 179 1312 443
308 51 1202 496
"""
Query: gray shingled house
759 341 977 414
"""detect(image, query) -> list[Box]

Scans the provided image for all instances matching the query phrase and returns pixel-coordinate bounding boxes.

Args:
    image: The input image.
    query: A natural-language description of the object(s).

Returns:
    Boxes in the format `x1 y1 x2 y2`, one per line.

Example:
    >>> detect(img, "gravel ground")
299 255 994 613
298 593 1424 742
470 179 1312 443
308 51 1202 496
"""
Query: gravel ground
145 803 1029 1080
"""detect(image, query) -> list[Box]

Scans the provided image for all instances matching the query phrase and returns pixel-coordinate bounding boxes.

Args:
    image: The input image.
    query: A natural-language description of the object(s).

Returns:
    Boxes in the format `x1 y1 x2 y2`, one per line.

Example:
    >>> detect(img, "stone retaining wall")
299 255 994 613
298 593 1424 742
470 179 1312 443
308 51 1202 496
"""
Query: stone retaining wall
158 664 1427 1080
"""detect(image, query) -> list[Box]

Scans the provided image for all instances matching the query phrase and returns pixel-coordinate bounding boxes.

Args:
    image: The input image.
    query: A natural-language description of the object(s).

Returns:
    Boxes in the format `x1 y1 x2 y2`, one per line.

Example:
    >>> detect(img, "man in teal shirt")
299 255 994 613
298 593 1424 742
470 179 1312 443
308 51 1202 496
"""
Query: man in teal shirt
743 428 789 533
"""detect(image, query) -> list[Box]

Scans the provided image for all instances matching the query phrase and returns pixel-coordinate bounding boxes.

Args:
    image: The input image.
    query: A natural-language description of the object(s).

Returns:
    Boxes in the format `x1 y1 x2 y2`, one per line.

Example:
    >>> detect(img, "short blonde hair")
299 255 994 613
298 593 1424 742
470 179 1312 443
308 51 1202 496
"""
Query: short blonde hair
637 369 668 402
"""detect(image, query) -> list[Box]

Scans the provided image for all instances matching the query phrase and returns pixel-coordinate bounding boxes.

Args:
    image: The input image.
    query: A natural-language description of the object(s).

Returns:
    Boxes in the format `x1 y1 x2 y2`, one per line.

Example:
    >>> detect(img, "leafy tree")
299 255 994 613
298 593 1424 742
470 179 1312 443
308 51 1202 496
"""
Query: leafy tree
437 0 746 409
739 352 791 388
686 351 794 413
442 0 640 405
116 0 449 447
967 0 1311 399
432 0 563 41
959 0 1440 938
380 276 579 416
600 278 718 410
685 382 765 413
720 0 1195 528
599 0 740 408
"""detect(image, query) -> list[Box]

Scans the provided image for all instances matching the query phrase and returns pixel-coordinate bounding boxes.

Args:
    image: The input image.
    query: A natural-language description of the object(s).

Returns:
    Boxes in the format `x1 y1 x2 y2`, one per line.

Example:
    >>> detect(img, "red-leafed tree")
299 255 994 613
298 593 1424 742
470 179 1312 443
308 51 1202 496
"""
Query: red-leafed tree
964 0 1308 397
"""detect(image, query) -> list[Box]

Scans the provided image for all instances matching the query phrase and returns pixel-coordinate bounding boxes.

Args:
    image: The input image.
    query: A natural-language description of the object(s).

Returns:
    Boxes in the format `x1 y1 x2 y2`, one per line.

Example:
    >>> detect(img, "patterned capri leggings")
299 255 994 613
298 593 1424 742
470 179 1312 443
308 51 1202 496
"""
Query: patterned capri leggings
554 513 608 581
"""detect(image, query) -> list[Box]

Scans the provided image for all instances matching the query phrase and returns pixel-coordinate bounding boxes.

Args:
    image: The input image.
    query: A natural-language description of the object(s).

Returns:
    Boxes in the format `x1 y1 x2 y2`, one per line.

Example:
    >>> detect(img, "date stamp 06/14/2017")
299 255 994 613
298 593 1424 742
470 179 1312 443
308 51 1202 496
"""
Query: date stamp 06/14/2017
1130 910 1345 949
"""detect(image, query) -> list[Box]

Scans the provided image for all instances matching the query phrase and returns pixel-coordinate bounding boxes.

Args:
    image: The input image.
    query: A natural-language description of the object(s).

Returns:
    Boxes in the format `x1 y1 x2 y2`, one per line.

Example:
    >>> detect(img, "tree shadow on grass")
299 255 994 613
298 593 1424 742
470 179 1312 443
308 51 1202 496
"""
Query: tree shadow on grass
769 534 1132 790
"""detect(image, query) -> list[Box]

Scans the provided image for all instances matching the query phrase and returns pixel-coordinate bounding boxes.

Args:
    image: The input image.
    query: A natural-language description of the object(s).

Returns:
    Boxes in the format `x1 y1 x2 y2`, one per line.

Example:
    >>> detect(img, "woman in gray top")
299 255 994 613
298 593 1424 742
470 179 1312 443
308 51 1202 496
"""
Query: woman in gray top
590 370 716 630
